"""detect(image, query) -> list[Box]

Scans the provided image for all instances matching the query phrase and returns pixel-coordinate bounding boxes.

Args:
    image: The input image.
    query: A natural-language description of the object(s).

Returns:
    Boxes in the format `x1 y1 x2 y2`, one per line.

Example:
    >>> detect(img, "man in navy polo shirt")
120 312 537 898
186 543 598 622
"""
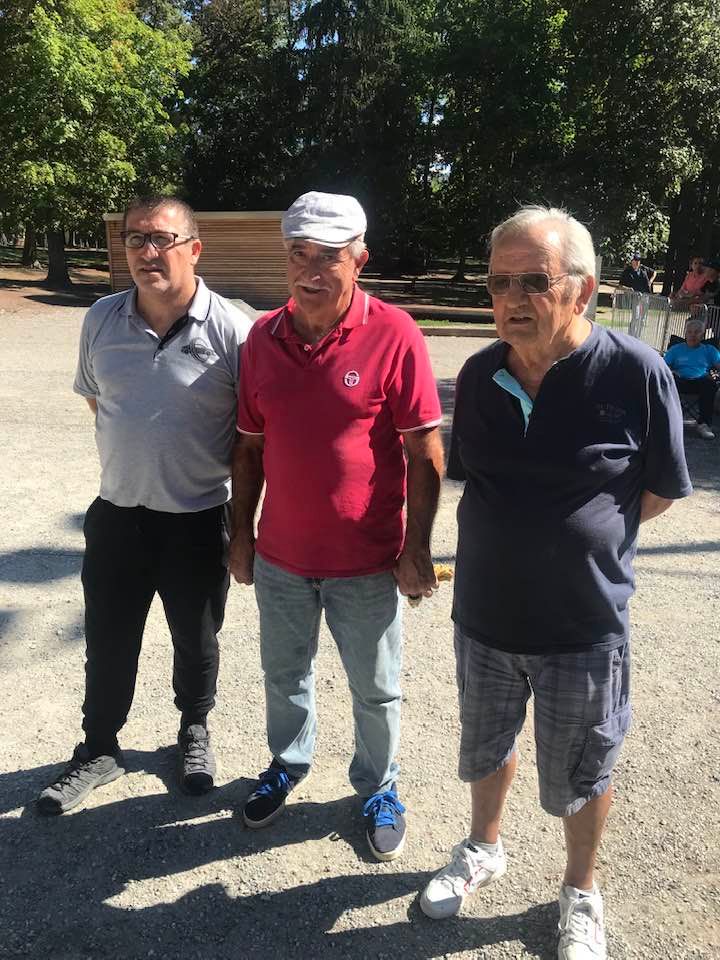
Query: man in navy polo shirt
420 206 691 959
229 191 444 861
37 196 253 815
618 252 656 293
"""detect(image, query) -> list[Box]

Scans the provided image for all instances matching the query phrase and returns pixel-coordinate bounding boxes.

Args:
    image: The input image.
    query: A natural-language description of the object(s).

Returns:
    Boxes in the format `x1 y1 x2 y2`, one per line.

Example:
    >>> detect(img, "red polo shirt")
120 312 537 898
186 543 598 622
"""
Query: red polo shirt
237 286 442 577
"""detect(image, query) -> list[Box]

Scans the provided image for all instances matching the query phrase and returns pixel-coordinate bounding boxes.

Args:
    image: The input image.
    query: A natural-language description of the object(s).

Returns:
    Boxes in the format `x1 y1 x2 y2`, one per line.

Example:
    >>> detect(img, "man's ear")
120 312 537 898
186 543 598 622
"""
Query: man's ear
575 274 595 315
354 248 370 279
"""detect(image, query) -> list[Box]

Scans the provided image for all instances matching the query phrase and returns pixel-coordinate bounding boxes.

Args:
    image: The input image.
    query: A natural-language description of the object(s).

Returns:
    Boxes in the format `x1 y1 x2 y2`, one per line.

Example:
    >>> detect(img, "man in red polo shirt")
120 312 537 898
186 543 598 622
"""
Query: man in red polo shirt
230 191 444 861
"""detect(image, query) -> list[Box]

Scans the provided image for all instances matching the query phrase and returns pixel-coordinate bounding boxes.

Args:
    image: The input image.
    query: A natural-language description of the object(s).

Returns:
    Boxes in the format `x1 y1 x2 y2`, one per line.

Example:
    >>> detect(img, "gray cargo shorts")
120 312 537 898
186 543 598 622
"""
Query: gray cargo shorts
454 624 631 817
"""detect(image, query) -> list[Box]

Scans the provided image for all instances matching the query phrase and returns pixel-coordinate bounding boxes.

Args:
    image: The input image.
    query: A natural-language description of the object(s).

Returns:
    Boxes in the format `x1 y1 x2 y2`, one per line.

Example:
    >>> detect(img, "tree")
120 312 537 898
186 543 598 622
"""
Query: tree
0 0 191 285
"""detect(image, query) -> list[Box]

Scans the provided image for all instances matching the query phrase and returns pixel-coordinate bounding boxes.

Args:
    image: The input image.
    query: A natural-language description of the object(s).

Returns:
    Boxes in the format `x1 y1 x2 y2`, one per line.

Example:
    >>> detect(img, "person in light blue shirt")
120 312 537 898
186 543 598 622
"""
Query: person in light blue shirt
664 318 720 438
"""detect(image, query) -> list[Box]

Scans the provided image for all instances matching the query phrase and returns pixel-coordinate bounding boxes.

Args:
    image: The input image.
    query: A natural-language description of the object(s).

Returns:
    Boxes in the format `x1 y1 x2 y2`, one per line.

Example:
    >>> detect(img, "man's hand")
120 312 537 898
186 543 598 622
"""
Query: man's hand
229 533 255 585
393 546 438 598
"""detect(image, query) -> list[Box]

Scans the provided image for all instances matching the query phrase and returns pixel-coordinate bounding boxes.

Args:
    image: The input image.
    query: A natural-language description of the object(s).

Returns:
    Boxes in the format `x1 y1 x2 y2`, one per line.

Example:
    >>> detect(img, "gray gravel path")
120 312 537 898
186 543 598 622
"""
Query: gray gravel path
1 302 718 959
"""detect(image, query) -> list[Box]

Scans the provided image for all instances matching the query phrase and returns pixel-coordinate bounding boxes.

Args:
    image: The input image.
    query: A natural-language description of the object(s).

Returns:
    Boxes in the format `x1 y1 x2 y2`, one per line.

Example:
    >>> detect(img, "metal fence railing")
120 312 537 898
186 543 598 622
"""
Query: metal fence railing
610 291 720 352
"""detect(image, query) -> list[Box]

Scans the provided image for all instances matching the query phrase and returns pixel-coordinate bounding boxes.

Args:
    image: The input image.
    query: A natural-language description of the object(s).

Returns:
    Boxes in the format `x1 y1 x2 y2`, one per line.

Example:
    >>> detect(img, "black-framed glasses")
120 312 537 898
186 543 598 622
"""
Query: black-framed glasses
120 231 196 250
486 272 570 295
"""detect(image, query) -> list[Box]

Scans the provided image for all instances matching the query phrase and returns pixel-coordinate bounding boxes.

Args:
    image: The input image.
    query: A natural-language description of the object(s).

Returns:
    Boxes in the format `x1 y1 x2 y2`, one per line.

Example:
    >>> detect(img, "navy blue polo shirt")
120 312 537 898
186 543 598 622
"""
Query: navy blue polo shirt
448 323 692 655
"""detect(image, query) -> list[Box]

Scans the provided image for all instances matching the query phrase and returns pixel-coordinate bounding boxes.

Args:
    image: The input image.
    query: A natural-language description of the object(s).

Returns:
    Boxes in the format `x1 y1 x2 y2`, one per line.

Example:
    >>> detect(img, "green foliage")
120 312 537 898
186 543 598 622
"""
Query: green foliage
0 0 191 234
2 0 720 272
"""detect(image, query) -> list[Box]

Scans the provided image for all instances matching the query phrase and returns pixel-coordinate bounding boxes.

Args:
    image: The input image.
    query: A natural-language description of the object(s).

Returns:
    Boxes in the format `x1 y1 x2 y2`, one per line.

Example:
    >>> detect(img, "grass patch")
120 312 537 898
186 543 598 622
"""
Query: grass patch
0 245 108 270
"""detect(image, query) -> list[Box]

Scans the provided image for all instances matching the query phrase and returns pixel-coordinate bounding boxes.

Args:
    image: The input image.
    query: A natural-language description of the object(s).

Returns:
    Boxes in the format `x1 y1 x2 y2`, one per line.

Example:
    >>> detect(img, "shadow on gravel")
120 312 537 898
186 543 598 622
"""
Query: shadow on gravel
0 547 83 583
64 513 86 532
682 431 720 493
0 608 18 639
638 539 720 555
0 749 560 959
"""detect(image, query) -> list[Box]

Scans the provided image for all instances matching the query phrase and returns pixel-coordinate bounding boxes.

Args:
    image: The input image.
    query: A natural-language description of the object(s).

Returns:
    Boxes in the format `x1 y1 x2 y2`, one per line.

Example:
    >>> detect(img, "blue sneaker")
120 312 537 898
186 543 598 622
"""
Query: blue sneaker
363 783 406 861
243 761 298 828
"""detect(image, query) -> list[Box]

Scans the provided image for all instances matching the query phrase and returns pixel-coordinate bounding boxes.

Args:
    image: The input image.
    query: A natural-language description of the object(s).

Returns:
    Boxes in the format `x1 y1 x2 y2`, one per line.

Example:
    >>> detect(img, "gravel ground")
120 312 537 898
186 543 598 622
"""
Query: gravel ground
1 295 718 960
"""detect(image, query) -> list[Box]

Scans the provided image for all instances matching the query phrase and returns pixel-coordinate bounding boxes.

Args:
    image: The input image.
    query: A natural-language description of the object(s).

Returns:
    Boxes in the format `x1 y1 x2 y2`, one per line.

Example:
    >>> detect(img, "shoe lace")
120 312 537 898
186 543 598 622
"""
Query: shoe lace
182 731 210 772
436 842 478 891
56 755 104 787
362 790 406 827
254 766 291 798
559 898 598 943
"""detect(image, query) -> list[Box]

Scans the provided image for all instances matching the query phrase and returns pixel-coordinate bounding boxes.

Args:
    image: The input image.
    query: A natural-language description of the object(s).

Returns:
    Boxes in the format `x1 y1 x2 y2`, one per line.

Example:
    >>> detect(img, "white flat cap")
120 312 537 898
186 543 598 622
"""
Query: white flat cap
282 191 367 248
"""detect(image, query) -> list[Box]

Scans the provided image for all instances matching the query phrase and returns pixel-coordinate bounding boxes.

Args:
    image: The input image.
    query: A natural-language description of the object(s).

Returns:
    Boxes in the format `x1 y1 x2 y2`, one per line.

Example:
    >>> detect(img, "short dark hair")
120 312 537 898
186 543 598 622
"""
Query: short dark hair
123 195 199 237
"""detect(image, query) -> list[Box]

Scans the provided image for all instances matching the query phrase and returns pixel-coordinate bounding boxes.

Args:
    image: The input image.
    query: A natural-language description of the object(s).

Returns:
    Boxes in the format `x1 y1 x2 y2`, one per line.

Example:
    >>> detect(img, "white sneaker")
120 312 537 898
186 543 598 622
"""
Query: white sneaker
420 837 507 919
558 884 607 960
696 422 715 439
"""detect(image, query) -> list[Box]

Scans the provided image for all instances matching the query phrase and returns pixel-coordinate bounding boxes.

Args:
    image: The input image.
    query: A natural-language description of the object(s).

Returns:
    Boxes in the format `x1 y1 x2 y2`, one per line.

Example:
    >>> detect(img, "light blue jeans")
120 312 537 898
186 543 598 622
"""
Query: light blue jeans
253 553 403 796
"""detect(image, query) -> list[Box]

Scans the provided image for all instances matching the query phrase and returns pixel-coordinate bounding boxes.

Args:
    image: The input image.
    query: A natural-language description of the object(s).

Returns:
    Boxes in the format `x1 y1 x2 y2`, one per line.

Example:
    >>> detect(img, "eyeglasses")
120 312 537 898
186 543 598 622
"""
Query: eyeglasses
486 272 570 295
120 231 196 250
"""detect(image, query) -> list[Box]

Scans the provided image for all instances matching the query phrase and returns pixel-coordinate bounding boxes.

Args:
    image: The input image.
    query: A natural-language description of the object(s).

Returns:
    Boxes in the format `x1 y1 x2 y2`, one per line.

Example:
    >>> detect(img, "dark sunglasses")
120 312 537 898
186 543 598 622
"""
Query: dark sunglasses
486 272 570 295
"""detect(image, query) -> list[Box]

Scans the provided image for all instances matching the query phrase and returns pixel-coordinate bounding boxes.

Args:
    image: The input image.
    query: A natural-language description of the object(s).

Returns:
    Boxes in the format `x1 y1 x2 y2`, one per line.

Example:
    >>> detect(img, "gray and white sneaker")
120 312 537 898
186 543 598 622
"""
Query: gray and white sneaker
178 724 216 795
37 743 125 815
558 884 607 960
420 837 507 919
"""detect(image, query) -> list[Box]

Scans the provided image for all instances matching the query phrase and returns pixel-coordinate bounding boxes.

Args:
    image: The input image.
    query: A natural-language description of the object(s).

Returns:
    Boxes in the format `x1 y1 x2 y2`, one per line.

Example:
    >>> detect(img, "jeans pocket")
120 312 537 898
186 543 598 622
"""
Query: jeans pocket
570 703 632 795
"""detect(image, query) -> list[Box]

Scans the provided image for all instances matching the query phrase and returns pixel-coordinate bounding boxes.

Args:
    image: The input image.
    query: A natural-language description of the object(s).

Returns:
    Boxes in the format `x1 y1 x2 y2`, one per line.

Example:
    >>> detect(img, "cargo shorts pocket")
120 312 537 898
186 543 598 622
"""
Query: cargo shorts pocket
569 702 632 795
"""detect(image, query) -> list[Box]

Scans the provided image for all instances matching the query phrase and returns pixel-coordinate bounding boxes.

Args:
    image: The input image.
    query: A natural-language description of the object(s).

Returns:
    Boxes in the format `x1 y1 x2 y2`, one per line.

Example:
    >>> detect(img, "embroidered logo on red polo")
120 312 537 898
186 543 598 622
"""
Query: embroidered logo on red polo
344 370 360 387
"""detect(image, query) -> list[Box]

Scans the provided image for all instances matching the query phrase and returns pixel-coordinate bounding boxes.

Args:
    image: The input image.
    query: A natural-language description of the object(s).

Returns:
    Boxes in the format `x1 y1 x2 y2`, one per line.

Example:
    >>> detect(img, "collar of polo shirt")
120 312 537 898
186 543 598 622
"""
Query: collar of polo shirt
126 277 211 325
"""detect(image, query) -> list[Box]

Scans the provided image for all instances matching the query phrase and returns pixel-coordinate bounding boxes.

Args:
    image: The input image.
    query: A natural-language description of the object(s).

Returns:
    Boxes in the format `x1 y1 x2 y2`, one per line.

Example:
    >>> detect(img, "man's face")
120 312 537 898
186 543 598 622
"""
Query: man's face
286 240 368 318
124 204 201 297
686 326 703 347
631 257 641 269
489 226 592 350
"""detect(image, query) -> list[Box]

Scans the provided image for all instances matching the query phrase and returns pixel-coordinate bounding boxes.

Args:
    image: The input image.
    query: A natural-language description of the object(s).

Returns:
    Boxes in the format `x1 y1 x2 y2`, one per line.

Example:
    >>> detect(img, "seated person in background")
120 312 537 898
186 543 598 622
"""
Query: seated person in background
618 252 656 292
698 260 720 306
664 318 720 439
670 254 705 303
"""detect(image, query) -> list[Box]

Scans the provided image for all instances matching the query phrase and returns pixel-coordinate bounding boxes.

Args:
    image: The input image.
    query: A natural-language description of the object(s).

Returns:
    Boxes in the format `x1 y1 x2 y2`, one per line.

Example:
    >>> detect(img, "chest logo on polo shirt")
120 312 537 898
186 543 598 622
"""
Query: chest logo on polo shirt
181 339 217 364
343 370 360 387
594 401 626 423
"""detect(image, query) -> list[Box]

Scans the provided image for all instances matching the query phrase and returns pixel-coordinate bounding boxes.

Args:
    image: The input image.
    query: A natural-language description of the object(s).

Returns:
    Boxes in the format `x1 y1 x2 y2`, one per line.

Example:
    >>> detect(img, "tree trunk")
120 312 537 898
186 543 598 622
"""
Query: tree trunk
46 229 71 287
451 249 467 283
20 224 37 266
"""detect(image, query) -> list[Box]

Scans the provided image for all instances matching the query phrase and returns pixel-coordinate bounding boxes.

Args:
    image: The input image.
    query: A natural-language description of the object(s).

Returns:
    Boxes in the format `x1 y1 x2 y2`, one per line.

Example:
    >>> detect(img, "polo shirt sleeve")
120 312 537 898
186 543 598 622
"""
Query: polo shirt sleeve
643 361 693 499
236 326 264 435
387 322 442 432
73 310 98 397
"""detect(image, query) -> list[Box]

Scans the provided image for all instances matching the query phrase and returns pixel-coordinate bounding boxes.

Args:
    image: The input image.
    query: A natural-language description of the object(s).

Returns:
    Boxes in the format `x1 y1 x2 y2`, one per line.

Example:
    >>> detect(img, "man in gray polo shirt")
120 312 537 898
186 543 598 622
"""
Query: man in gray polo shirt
37 196 253 814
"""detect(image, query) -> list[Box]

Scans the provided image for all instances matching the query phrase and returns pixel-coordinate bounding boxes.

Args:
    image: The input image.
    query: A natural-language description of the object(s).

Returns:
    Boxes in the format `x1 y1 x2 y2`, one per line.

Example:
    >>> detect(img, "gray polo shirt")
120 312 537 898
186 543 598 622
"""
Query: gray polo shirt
74 277 253 513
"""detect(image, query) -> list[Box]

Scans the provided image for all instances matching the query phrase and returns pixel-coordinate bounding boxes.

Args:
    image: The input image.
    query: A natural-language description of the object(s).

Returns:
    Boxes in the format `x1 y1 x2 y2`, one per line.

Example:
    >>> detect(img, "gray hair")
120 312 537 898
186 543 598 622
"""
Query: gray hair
283 234 367 264
490 205 596 278
685 317 706 335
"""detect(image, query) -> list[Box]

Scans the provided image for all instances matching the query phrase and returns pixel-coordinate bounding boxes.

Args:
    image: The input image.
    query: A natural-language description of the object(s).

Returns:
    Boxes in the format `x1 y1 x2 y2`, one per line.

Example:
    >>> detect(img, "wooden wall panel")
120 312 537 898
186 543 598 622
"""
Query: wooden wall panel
104 212 288 308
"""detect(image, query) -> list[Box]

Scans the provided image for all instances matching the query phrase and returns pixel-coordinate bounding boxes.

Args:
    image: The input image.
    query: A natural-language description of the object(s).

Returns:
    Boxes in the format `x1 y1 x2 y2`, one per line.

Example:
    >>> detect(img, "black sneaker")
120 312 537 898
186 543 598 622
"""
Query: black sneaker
243 760 298 828
37 743 125 815
363 783 406 861
178 724 216 795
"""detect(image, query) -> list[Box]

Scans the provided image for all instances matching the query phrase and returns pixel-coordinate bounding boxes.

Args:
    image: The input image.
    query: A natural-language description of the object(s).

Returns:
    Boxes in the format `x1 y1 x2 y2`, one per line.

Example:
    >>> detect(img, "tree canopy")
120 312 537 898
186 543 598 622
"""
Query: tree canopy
0 0 190 281
2 0 719 283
